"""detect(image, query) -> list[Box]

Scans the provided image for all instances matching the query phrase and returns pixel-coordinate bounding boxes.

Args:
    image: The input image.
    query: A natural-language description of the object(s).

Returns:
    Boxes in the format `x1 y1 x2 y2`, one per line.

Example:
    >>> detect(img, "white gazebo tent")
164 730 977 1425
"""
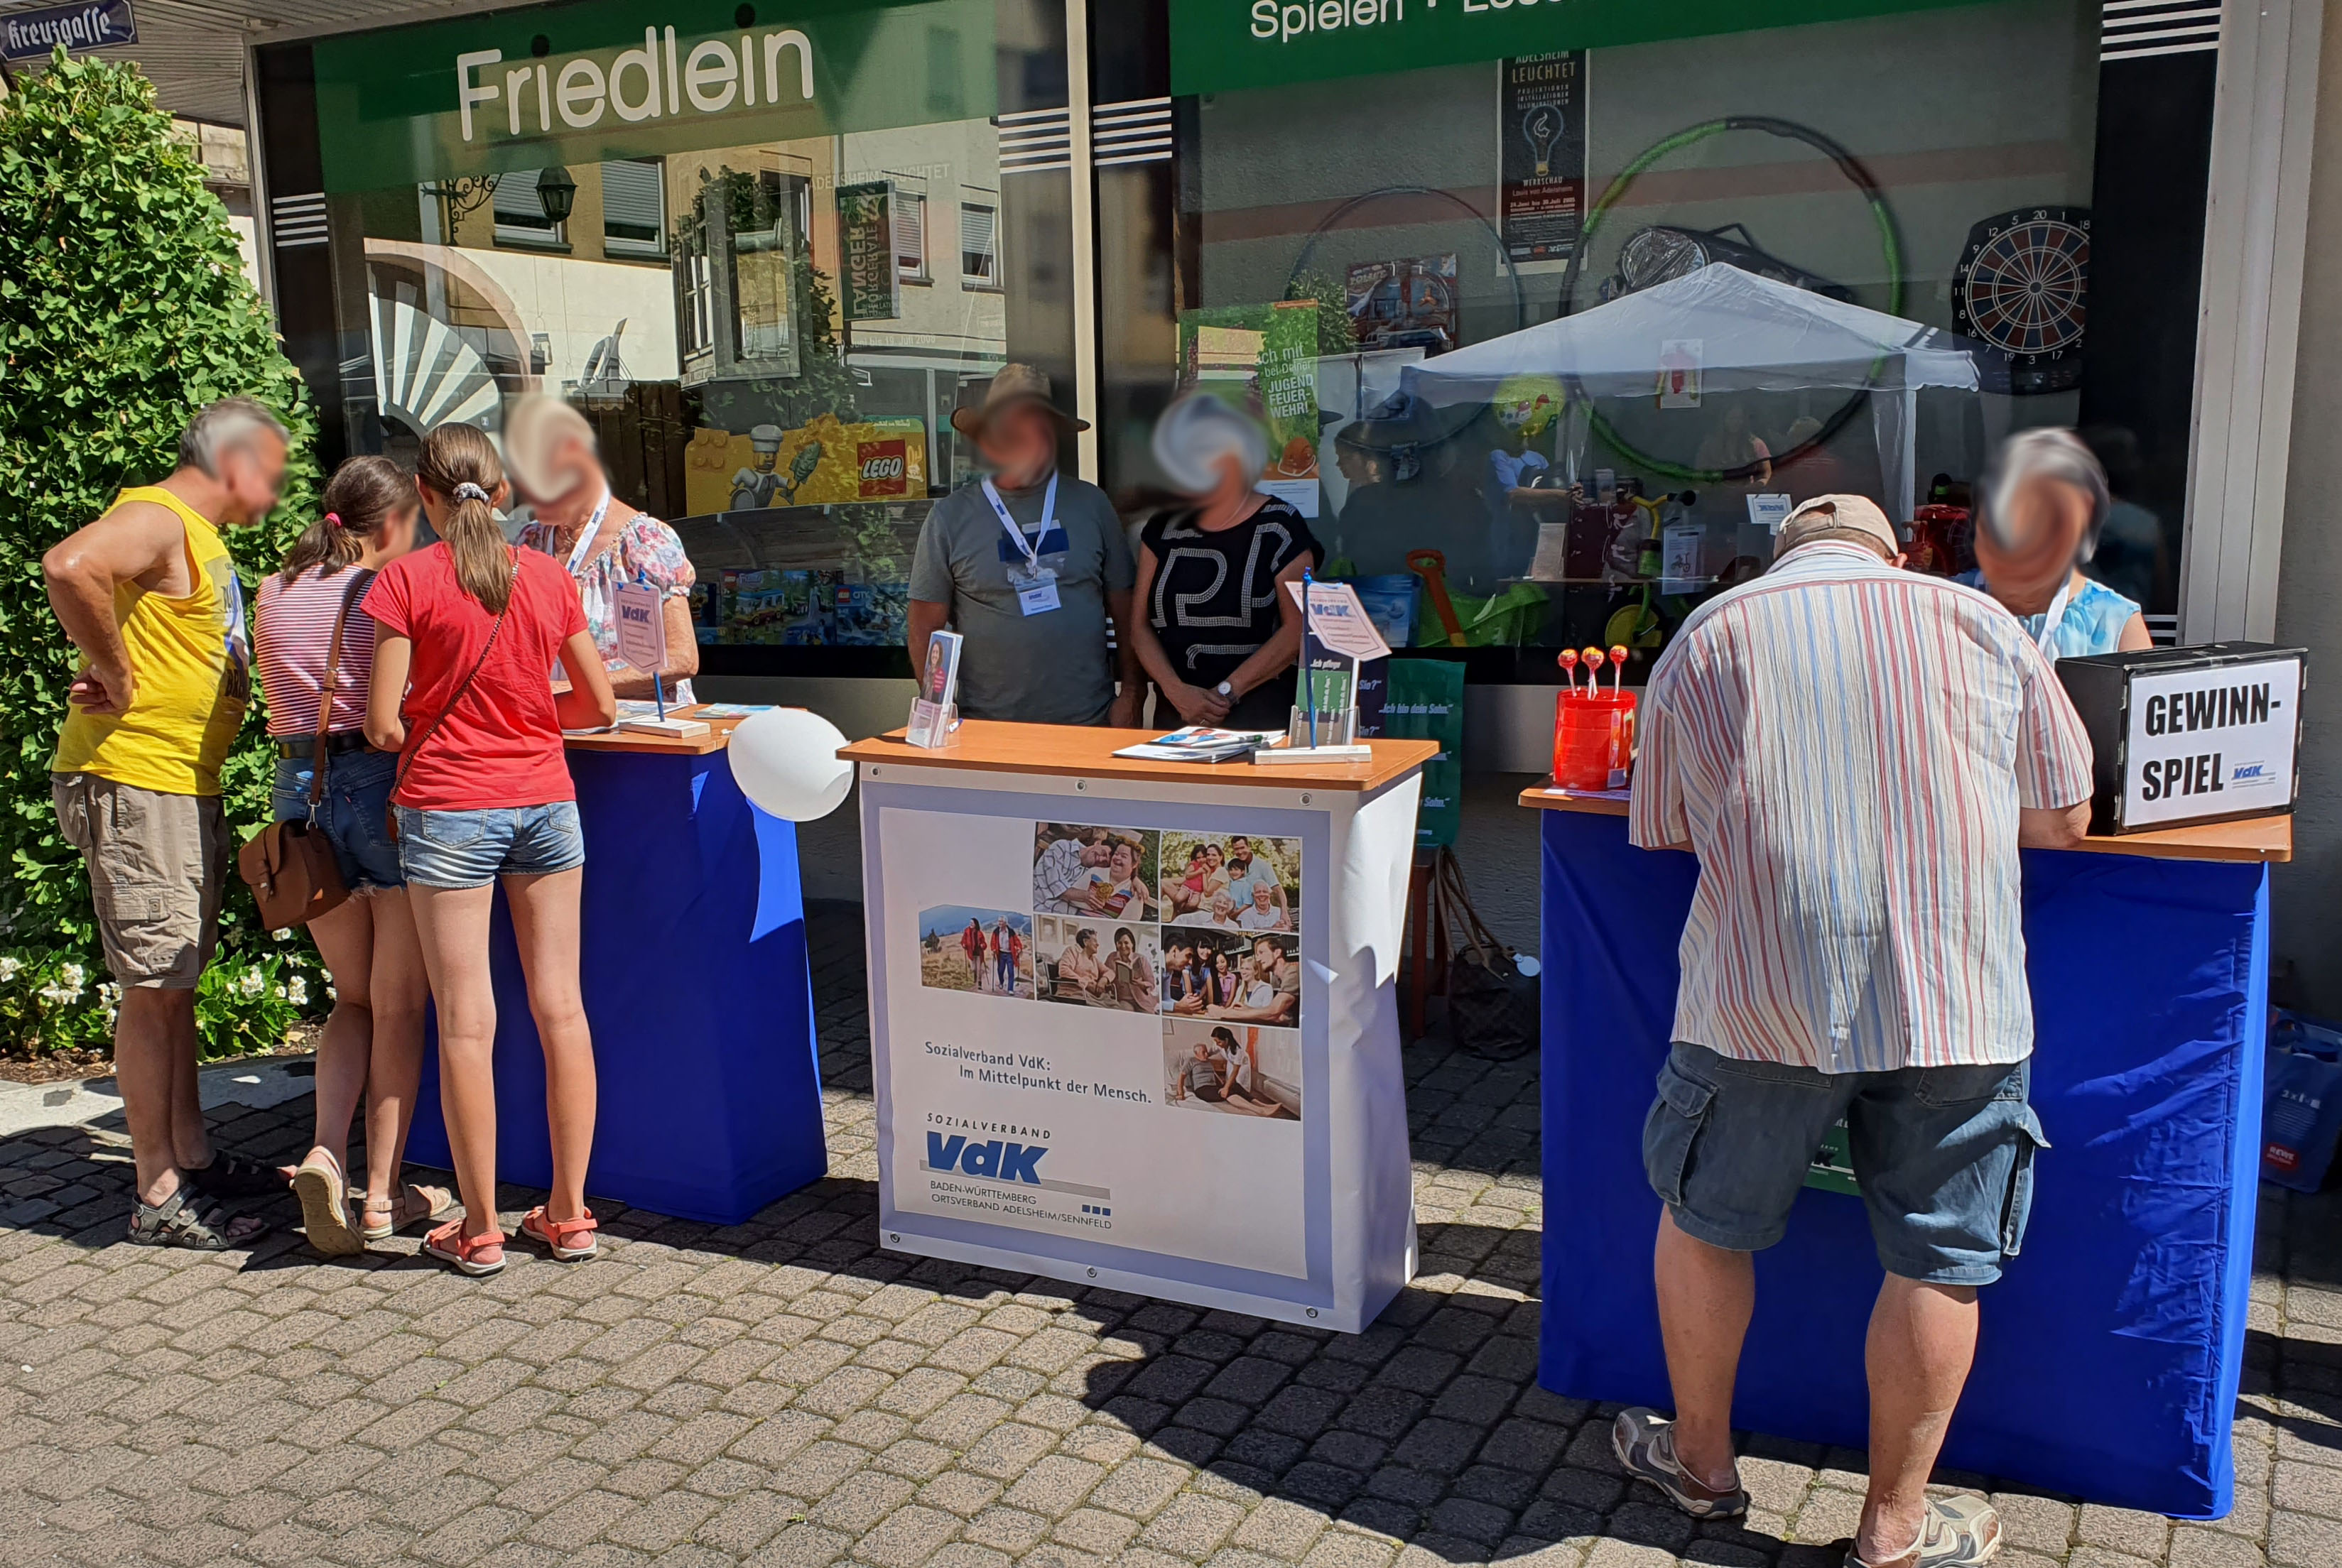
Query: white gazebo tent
1398 263 1980 523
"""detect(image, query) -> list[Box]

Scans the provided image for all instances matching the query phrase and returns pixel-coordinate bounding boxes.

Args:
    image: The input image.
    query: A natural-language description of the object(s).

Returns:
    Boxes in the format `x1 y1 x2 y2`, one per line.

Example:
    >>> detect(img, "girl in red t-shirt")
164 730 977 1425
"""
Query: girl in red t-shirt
363 423 615 1277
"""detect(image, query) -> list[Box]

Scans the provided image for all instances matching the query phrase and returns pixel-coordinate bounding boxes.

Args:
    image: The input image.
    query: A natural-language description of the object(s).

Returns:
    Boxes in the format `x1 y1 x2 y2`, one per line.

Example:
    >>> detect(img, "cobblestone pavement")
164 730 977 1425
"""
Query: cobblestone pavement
3 902 2338 1568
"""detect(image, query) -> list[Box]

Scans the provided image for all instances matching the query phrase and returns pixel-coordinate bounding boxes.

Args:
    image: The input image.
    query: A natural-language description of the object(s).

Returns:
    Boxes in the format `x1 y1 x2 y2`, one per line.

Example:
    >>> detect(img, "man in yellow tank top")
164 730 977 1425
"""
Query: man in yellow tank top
43 397 290 1251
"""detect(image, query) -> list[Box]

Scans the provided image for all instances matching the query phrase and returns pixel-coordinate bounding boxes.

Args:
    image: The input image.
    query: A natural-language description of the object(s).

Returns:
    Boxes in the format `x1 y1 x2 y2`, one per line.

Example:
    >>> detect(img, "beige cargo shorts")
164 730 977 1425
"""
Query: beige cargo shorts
51 773 227 989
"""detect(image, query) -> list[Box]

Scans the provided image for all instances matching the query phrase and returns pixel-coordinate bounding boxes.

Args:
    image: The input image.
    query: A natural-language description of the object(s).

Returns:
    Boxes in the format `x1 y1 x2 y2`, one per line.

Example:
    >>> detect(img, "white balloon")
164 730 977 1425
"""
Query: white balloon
727 708 852 822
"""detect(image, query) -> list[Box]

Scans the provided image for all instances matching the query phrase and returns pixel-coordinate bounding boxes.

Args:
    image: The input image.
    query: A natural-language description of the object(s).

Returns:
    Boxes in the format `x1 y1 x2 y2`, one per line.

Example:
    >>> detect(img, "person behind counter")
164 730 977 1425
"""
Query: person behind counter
258 456 451 1257
1960 428 2152 660
364 423 618 1278
1131 393 1321 731
1615 492 2093 1568
908 365 1141 726
505 394 701 703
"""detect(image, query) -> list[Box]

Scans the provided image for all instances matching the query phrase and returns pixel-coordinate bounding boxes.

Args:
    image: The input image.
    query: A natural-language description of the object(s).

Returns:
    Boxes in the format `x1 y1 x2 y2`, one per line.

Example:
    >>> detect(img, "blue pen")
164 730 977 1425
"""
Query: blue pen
1302 568 1317 748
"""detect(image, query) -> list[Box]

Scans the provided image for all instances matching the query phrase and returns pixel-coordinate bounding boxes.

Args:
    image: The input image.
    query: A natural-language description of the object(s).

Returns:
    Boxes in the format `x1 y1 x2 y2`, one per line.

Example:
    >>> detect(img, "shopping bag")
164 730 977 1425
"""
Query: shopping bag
2263 1011 2342 1192
1431 848 1538 1060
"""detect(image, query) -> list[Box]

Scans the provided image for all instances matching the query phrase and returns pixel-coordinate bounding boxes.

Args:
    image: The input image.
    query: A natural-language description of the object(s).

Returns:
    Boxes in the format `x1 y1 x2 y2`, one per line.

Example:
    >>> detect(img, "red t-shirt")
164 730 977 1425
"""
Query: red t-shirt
367 543 587 811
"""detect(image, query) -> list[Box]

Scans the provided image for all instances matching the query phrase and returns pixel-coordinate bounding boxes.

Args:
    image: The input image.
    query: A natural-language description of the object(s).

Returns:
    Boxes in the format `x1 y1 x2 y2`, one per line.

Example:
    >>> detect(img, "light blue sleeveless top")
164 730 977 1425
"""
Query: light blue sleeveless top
1956 570 2140 659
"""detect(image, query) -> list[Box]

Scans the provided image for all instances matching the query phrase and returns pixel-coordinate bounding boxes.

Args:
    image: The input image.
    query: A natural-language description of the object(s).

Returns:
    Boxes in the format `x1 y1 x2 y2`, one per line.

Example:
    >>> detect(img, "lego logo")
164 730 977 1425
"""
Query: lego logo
858 439 909 495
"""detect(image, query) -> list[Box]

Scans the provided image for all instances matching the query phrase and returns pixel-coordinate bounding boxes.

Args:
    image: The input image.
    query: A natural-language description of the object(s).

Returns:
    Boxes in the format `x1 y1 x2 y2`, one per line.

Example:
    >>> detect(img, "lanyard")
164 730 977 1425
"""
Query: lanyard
2032 576 2075 664
982 473 1058 570
563 489 614 577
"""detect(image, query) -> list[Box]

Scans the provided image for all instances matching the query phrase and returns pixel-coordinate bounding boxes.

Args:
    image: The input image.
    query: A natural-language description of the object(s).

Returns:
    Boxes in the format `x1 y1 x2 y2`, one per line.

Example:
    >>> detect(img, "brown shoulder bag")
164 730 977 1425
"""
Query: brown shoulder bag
239 569 375 931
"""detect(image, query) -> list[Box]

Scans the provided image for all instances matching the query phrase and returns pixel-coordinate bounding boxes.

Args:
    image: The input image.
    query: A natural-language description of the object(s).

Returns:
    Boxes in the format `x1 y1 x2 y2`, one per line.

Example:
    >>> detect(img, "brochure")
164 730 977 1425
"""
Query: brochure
907 631 964 748
1112 726 1286 763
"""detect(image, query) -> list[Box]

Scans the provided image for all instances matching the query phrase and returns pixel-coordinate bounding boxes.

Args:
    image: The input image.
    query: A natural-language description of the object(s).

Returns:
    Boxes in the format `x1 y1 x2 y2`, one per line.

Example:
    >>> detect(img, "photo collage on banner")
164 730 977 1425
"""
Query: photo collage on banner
909 821 1303 1122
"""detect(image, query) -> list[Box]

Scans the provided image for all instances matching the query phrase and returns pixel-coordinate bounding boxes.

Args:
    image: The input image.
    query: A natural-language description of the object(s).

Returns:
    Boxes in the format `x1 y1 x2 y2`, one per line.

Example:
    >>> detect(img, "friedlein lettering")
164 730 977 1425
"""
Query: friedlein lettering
2141 682 2273 738
455 26 813 143
1247 0 1553 45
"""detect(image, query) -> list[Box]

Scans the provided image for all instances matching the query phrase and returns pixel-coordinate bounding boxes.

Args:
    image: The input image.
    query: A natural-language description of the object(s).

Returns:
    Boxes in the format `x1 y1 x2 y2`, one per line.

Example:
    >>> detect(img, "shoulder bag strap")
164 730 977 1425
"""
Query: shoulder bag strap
392 550 516 804
305 567 378 812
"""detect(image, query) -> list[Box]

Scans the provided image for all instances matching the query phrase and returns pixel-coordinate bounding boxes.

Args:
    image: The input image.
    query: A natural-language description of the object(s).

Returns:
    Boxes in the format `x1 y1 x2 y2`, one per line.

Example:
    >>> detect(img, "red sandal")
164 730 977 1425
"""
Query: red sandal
423 1219 506 1276
520 1205 598 1261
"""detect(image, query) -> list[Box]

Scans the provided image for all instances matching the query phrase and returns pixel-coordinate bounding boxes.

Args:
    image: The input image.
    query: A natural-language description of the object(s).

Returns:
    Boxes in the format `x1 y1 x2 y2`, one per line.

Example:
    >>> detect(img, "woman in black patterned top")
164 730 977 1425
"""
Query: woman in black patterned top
1131 394 1321 731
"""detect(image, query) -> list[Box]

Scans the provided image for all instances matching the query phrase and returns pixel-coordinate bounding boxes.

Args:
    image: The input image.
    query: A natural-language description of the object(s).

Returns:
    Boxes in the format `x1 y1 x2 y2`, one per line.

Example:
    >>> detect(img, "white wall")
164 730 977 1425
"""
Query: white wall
2270 14 2342 1015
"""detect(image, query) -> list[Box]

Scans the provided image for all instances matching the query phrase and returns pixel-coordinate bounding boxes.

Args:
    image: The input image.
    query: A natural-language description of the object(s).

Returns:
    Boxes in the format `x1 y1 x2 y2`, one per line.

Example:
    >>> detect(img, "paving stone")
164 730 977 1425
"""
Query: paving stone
0 904 2321 1568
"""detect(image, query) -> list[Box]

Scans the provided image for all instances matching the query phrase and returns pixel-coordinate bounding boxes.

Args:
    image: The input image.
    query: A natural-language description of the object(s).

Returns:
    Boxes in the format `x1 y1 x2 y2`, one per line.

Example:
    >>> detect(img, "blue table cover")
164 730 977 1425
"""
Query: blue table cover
407 746 828 1226
1539 807 2267 1518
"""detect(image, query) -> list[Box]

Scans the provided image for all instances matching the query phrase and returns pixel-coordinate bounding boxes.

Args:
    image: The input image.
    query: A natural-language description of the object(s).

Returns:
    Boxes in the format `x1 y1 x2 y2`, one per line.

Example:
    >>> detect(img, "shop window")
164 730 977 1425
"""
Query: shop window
896 191 928 283
961 202 999 288
601 158 666 262
492 169 565 250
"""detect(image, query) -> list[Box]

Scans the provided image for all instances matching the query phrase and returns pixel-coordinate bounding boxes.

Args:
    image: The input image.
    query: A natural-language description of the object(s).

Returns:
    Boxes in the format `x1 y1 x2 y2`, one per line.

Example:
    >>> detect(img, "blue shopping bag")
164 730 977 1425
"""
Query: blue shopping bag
2263 1011 2342 1192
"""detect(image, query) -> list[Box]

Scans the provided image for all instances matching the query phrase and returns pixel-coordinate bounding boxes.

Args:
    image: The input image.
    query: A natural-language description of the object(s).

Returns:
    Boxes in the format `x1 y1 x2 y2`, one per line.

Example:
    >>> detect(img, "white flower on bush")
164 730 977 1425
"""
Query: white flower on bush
37 962 85 1007
235 969 264 999
58 962 83 991
0 956 21 982
285 976 308 1008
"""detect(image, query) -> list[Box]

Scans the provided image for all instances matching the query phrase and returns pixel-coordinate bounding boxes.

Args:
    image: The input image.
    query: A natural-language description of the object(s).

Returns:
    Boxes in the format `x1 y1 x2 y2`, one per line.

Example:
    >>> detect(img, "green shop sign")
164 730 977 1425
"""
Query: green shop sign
314 0 994 194
1169 0 1985 96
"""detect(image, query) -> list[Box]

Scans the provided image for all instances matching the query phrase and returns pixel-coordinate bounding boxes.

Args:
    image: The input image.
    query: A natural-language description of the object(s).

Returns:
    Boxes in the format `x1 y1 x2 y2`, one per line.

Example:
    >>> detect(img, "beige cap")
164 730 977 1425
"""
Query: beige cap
950 363 1090 440
1774 493 1900 560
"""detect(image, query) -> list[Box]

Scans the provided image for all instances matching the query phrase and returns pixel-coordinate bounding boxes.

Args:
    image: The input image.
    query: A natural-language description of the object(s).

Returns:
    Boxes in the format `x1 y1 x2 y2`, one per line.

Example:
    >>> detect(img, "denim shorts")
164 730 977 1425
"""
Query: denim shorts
1642 1040 2049 1287
273 748 403 893
394 801 585 890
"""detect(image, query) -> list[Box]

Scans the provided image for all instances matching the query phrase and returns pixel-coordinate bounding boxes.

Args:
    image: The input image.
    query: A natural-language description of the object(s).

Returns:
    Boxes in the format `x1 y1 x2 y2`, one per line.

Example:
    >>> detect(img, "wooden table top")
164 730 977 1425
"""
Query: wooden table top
1517 785 2294 864
561 705 749 756
842 720 1441 793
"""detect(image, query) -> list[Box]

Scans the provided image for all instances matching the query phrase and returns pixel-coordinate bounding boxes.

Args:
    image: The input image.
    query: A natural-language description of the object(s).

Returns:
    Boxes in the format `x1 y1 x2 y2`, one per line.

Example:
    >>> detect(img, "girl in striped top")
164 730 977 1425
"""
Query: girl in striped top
255 455 450 1258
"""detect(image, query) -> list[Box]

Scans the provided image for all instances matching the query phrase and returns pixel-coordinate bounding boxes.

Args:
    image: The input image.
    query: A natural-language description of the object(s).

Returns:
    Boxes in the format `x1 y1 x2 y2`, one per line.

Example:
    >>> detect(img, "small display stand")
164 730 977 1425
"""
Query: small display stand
908 629 964 749
1264 577 1386 765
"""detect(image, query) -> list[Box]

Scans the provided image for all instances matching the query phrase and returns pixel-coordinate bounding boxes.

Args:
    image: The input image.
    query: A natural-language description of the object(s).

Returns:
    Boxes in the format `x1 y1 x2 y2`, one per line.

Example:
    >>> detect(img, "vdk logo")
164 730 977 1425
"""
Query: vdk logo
926 1133 1046 1185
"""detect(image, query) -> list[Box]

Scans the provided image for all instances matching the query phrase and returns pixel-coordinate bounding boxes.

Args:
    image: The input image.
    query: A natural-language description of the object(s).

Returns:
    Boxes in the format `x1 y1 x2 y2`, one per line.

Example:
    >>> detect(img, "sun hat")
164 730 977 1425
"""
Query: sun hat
1774 493 1901 561
950 363 1090 440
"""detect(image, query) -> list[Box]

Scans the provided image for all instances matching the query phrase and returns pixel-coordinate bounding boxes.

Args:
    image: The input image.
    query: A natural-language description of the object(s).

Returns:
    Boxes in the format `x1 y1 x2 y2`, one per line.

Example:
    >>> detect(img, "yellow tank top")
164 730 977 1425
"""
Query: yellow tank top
50 486 251 796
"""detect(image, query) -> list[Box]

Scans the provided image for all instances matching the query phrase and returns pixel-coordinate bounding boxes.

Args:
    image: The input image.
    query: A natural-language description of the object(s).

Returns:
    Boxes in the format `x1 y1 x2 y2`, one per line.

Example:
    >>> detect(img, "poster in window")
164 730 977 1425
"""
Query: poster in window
837 181 899 322
1497 52 1588 276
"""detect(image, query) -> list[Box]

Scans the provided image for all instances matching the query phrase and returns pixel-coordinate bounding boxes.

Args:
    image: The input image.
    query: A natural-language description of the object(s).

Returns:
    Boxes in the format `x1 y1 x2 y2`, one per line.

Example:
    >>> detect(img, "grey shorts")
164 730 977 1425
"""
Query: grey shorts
51 773 226 989
1642 1041 2049 1287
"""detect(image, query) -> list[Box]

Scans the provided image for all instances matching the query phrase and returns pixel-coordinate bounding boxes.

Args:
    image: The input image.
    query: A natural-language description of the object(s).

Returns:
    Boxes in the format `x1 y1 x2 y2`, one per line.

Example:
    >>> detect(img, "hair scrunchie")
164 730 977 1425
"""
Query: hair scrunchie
452 481 491 504
322 512 344 529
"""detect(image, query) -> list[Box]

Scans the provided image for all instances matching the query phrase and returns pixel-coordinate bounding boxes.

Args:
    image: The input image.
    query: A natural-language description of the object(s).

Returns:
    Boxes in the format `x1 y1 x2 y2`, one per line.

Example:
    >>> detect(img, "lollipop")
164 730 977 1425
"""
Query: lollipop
1556 648 1580 694
1608 643 1630 696
1582 647 1608 693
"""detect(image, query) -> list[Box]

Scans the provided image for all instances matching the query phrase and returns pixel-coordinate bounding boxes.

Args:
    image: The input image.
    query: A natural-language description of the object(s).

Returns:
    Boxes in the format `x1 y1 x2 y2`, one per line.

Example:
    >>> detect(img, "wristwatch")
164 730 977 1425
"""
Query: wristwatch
1215 680 1235 699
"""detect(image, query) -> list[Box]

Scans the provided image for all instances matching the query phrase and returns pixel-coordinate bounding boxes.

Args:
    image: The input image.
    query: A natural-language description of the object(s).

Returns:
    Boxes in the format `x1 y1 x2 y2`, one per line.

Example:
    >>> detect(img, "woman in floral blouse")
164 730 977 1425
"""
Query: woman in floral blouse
504 395 700 703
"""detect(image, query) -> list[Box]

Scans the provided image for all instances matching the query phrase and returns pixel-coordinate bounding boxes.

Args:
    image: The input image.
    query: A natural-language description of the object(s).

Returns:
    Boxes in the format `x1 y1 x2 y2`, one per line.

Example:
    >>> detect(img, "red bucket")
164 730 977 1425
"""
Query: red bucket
1553 690 1638 790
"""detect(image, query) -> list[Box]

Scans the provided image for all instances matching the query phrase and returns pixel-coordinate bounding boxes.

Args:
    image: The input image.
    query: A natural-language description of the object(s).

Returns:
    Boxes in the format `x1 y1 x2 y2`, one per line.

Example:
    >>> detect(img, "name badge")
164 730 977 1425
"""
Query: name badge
1008 561 1061 616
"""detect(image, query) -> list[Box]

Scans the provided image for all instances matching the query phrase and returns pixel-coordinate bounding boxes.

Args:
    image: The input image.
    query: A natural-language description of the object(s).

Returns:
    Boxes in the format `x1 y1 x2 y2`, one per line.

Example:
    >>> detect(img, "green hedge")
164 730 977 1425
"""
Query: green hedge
0 51 328 1056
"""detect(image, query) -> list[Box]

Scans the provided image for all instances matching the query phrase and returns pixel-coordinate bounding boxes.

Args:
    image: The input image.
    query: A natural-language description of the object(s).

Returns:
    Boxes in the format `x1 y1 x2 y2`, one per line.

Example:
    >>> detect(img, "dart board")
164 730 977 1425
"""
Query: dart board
1952 206 2090 395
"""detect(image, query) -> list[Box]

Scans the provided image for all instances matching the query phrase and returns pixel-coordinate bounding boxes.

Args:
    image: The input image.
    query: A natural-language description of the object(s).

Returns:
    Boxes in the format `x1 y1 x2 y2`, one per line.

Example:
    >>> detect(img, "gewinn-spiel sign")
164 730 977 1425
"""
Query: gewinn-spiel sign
1167 0 1980 96
311 0 992 194
2 0 136 62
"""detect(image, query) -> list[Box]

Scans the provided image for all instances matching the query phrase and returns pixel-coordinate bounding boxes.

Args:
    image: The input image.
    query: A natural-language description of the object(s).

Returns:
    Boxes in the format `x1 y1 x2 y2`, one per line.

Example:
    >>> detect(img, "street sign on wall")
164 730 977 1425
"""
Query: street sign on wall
3 0 136 62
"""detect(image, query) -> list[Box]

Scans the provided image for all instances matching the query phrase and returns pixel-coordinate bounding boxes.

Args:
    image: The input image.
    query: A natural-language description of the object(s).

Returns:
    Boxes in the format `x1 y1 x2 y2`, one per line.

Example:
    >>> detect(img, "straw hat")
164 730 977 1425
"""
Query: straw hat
950 364 1089 441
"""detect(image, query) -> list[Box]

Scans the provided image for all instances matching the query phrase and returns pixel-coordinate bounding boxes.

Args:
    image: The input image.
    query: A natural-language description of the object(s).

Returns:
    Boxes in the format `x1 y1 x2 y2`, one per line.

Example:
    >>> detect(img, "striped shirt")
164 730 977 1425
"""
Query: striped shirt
1628 542 2094 1072
254 566 379 738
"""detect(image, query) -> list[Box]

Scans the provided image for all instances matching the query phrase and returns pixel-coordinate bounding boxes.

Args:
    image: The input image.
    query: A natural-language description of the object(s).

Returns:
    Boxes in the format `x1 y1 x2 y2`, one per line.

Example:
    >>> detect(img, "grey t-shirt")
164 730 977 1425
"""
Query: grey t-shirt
909 470 1134 725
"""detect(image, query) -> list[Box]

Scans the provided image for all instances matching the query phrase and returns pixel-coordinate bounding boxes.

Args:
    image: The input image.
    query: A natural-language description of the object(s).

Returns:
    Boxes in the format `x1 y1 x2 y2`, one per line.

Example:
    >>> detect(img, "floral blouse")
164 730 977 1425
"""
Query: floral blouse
519 513 697 702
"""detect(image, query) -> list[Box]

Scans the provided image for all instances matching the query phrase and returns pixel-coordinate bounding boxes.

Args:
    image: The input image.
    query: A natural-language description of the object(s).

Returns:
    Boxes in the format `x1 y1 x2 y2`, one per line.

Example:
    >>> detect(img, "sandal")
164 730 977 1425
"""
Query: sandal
423 1219 506 1277
182 1149 291 1198
357 1181 457 1242
1843 1495 2002 1568
126 1184 267 1251
292 1152 362 1258
519 1205 599 1261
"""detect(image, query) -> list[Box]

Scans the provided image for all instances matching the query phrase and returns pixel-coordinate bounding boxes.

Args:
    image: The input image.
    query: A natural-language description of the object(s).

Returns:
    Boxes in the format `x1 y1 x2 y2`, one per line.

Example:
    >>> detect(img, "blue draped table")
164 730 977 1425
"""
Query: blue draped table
406 732 828 1226
1527 790 2284 1519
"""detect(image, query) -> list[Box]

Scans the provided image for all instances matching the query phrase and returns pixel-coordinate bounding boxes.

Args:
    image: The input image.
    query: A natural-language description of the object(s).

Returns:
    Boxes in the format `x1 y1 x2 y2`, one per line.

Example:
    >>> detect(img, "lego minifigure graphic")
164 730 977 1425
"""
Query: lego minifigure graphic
727 425 824 511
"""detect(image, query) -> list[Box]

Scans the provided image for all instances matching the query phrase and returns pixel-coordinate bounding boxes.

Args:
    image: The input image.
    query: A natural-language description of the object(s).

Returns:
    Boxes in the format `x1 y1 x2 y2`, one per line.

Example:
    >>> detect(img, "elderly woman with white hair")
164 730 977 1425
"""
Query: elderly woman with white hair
504 394 701 702
1958 428 2152 660
1131 393 1321 730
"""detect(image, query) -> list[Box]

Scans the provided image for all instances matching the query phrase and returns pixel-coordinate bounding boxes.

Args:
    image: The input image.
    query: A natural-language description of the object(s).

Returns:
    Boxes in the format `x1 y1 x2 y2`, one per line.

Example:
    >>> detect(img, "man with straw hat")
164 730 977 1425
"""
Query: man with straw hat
909 365 1139 726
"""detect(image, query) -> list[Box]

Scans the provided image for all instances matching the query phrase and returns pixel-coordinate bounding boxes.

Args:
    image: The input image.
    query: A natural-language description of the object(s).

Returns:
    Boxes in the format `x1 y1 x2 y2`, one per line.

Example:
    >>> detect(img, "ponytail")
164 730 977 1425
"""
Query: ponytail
416 423 515 614
281 454 413 586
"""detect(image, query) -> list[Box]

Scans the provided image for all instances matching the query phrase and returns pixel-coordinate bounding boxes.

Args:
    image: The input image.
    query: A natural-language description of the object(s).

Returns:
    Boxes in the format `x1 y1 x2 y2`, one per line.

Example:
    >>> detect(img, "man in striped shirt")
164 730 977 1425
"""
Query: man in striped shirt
1611 495 2093 1568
